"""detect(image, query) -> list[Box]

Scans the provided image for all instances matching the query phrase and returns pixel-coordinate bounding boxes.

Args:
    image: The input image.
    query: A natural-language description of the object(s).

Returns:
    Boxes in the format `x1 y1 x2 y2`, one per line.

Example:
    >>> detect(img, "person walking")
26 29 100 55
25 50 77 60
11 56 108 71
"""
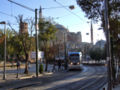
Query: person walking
58 59 61 71
16 60 20 78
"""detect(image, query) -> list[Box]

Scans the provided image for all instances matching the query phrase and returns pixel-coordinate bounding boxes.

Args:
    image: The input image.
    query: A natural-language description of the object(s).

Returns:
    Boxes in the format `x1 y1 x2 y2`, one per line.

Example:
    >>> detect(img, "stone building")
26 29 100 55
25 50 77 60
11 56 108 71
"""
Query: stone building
19 22 28 34
55 24 82 52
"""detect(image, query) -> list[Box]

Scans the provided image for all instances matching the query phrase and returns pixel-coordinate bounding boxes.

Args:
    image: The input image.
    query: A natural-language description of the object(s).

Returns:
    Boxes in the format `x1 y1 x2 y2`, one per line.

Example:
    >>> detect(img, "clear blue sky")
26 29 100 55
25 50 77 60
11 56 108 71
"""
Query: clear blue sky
0 0 105 44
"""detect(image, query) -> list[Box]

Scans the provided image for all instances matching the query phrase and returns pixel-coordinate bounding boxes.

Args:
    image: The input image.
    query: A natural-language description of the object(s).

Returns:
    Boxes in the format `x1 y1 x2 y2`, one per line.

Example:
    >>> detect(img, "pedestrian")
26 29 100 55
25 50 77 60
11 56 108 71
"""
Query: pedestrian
16 60 20 78
17 60 20 69
58 59 61 71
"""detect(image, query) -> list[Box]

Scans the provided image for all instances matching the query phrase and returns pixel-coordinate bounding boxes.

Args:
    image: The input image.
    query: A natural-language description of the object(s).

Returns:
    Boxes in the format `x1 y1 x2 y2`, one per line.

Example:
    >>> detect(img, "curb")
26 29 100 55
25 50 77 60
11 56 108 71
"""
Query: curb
18 72 53 80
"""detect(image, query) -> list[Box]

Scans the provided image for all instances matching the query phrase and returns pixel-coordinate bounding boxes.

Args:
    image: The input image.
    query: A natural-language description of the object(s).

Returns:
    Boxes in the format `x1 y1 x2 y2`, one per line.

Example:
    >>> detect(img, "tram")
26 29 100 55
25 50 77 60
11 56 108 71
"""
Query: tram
68 52 82 70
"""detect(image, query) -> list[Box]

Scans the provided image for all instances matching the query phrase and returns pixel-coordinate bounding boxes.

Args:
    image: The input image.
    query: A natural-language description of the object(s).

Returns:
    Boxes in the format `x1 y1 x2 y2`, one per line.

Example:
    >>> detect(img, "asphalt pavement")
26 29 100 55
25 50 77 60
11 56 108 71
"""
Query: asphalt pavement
0 63 120 90
0 63 60 89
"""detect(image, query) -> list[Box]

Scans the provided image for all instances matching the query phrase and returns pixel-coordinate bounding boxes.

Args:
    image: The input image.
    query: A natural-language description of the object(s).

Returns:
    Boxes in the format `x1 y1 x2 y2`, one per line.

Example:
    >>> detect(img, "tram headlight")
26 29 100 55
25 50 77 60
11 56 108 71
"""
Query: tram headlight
77 62 80 65
70 62 73 65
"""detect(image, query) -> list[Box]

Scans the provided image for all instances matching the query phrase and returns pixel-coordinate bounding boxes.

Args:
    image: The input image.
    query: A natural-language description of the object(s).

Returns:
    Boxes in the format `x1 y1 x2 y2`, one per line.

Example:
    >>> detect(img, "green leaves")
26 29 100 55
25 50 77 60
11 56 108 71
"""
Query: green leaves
77 0 120 22
77 0 120 59
89 47 106 61
77 0 103 21
38 18 57 70
38 19 57 42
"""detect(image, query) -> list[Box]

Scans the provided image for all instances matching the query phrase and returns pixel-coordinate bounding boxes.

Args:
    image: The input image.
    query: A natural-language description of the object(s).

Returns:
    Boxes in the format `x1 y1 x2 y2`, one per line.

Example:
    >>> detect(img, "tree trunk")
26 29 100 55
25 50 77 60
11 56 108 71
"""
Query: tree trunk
45 58 48 71
24 53 29 74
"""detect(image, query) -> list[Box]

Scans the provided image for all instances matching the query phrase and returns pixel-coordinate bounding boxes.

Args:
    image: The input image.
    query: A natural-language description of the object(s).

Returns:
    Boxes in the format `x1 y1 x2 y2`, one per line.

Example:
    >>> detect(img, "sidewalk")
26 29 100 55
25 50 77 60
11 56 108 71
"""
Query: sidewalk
0 72 54 90
113 84 120 90
0 63 60 89
0 63 58 80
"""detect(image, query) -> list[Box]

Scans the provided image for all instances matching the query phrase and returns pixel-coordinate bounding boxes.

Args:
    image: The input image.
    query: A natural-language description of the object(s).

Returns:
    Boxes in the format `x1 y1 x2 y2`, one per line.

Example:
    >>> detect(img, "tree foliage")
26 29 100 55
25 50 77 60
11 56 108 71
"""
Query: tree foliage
77 0 104 21
0 29 16 60
89 47 106 61
0 29 5 60
77 0 120 56
77 0 120 21
39 19 57 41
38 19 57 71
77 0 120 82
8 15 35 74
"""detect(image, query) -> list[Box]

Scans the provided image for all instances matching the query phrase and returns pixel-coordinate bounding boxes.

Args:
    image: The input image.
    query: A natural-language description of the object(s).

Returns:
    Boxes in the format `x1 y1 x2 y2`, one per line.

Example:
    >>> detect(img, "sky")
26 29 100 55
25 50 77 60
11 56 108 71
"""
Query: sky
0 0 106 44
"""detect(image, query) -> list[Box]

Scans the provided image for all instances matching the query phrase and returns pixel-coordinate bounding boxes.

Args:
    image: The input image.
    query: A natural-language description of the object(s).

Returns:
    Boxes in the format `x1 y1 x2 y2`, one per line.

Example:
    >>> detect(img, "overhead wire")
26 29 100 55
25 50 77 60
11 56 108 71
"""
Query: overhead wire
0 11 16 18
0 11 36 23
6 0 86 28
8 0 35 12
42 6 74 10
54 0 84 21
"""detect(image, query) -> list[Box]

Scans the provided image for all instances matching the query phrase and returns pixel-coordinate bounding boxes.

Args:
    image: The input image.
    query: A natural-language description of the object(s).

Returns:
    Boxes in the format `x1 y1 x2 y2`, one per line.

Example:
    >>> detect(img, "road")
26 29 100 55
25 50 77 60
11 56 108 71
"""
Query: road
0 63 55 74
15 65 107 90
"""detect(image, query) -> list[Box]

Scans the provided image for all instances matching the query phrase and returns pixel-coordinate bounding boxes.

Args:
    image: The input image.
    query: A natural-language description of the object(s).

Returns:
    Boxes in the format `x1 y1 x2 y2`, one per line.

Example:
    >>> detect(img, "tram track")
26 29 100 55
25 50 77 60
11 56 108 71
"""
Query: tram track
15 66 107 90
46 66 107 90
74 66 107 90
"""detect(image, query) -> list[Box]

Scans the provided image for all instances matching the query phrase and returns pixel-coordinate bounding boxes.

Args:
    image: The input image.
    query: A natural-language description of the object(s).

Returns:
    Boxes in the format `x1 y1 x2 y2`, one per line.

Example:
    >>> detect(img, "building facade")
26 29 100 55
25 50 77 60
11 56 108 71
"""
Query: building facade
19 22 28 34
55 24 82 52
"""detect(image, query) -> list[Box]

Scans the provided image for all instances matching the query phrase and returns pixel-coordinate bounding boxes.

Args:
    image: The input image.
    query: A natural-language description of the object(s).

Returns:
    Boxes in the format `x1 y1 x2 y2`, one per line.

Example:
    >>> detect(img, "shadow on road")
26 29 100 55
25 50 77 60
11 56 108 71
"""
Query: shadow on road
68 68 82 72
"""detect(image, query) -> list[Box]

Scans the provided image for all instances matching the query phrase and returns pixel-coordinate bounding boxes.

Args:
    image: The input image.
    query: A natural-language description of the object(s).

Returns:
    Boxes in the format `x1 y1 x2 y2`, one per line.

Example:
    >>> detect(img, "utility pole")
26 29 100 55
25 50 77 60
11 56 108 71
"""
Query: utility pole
104 0 112 89
38 6 42 73
35 9 39 77
39 6 42 64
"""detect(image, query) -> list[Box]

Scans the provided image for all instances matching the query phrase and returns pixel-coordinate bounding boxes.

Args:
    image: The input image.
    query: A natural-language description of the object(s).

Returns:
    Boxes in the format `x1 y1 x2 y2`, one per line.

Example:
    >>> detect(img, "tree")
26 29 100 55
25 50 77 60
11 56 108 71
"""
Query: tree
18 16 35 74
0 29 5 44
77 0 120 84
10 35 23 60
0 29 5 60
6 29 16 60
77 0 120 50
89 47 106 61
0 29 16 61
77 0 120 21
8 15 35 74
38 19 57 71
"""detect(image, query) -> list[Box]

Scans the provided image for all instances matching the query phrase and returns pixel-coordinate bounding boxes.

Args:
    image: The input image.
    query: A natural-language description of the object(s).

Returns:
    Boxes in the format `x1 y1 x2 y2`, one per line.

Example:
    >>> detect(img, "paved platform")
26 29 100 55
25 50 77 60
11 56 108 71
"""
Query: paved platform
113 84 120 90
1 63 119 90
0 72 54 90
0 63 61 85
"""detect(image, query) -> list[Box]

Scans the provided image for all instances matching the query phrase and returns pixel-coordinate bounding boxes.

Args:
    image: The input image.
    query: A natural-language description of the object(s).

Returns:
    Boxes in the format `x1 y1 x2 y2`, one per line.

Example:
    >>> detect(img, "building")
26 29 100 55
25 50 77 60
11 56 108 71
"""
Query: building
19 22 28 34
55 24 68 42
55 24 82 52
67 32 82 43
55 24 68 56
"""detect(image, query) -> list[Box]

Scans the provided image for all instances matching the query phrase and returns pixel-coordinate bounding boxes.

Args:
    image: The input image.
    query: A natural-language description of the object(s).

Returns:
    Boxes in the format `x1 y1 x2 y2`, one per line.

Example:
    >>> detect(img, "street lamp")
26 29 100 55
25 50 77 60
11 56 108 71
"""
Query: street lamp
0 21 6 80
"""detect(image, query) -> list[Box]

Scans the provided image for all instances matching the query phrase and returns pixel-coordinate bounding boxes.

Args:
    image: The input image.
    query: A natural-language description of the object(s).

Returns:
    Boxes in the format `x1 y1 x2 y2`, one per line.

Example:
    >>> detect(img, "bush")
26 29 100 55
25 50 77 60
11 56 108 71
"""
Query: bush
89 47 106 61
39 64 44 73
